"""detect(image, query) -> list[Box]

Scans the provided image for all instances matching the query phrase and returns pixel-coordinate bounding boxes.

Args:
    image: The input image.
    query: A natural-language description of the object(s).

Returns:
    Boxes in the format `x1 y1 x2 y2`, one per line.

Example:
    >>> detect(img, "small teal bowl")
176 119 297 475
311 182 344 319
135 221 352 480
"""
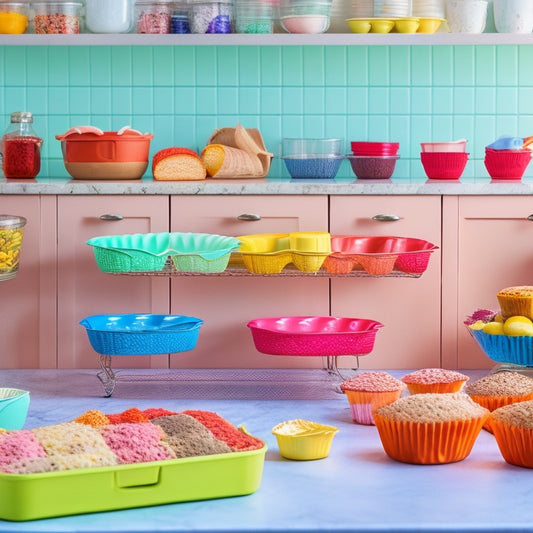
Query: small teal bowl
0 388 30 430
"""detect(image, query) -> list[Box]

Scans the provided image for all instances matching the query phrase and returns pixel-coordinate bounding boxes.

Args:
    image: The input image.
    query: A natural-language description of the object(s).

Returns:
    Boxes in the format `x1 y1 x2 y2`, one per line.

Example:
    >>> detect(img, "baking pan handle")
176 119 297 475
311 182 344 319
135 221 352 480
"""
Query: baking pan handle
527 214 533 221
372 214 401 222
237 213 261 221
99 214 124 221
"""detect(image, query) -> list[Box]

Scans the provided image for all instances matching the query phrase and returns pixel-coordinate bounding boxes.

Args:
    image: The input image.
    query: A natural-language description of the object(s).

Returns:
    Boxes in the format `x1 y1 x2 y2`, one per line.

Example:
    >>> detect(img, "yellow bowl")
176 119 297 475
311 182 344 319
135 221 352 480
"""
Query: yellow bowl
346 18 371 33
272 419 338 461
417 18 445 33
394 17 420 33
370 19 395 33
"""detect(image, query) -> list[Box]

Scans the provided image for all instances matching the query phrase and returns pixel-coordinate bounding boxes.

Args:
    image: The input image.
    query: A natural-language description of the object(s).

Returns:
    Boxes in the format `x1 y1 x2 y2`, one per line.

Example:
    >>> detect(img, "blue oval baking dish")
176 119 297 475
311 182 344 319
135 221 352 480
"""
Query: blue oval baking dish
79 314 204 356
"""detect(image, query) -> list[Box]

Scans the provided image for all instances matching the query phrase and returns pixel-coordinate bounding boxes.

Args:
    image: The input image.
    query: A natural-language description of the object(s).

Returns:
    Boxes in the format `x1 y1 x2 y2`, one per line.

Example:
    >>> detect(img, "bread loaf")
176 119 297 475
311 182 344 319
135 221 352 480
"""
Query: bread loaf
152 147 206 181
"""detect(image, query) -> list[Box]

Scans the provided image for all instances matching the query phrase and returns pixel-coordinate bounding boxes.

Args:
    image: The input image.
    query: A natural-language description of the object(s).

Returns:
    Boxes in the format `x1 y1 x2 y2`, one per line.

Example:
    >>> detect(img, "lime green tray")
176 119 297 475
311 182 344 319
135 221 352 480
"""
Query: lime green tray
0 445 266 521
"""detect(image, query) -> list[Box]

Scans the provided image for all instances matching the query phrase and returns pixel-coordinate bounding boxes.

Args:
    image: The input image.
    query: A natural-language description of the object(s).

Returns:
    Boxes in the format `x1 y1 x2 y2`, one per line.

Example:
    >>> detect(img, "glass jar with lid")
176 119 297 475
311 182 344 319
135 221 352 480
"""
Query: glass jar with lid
86 0 133 33
0 2 30 34
135 0 172 33
0 112 43 179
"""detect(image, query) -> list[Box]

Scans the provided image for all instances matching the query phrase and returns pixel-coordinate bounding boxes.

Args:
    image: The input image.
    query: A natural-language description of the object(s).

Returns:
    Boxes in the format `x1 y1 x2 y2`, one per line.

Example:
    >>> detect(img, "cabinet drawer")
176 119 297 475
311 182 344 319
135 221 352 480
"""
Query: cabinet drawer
330 196 442 370
170 195 330 369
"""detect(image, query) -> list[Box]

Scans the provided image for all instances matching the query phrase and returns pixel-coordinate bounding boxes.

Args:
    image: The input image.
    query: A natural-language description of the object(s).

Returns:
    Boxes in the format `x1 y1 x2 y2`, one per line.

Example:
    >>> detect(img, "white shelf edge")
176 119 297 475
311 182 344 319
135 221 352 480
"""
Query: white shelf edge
1 33 533 46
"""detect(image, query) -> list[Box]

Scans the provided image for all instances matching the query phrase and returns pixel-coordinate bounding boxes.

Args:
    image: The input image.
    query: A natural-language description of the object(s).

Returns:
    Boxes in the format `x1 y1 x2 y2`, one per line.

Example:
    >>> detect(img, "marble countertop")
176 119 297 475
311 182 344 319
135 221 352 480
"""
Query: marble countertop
4 176 533 195
1 368 533 533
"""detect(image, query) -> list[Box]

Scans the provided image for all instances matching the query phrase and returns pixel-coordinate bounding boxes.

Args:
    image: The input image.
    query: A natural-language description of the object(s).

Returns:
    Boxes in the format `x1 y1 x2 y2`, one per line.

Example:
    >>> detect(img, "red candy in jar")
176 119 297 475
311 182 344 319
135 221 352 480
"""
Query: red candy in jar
1 112 43 179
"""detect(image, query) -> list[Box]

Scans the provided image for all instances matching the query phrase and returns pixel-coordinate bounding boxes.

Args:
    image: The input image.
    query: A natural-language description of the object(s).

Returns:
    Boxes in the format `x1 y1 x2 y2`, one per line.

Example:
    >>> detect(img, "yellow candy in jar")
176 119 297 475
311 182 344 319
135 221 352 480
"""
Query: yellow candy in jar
0 12 29 34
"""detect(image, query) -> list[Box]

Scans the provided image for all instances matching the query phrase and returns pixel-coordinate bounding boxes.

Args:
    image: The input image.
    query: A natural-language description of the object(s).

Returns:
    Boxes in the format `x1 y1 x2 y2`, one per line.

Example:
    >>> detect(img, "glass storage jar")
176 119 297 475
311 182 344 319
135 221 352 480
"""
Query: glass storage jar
0 112 42 179
86 0 133 33
171 0 190 32
234 0 273 33
189 0 233 33
135 0 172 32
30 1 83 34
0 2 30 34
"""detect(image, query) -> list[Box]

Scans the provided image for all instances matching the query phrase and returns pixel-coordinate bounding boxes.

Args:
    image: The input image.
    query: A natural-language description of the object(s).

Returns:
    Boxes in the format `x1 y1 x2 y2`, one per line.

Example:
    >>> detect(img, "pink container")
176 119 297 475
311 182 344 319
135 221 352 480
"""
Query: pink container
484 148 532 180
322 236 438 275
420 152 469 180
247 316 383 356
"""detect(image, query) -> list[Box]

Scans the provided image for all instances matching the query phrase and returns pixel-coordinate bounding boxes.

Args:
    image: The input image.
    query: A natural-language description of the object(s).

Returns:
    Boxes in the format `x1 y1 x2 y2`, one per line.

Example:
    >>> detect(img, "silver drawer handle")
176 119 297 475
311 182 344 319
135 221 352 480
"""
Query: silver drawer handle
372 214 401 222
527 214 533 221
237 213 261 221
99 214 124 221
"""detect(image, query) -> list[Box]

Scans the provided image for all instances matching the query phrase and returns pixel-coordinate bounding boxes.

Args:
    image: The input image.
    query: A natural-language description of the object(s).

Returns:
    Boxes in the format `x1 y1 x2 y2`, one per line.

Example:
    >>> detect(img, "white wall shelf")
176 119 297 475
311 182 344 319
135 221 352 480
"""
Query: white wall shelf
1 32 533 46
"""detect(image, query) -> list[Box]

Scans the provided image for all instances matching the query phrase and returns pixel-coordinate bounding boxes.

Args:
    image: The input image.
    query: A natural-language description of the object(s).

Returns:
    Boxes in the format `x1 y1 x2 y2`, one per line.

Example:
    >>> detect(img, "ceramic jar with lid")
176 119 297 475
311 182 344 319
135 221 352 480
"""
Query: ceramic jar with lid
86 0 133 33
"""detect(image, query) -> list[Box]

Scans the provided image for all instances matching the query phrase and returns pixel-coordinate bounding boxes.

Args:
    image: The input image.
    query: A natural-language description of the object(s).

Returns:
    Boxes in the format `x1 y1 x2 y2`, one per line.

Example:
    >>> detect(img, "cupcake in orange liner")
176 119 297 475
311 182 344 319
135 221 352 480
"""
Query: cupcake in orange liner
401 368 469 394
490 400 533 468
340 372 406 425
374 393 489 465
465 371 533 433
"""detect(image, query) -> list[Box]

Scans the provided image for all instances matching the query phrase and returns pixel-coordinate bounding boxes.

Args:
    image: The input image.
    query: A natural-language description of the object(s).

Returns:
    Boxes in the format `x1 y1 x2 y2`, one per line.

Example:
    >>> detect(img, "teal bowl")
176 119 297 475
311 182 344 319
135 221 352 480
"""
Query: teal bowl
0 388 30 430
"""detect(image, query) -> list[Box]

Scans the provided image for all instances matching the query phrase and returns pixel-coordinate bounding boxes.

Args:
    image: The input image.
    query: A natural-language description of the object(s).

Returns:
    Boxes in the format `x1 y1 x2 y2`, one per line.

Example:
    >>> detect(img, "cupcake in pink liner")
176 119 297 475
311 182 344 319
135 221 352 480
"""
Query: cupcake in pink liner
340 372 407 425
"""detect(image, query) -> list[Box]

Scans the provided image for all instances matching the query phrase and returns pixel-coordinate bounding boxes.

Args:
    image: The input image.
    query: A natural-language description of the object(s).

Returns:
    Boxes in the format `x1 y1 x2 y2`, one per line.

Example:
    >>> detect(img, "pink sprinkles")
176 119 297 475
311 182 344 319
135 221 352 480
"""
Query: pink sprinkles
401 368 469 385
0 430 47 472
340 372 406 393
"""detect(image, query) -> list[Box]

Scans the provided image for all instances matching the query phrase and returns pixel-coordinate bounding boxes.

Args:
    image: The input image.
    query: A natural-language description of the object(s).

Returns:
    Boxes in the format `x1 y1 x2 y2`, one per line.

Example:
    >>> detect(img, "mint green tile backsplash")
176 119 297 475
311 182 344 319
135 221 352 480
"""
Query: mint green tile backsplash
1 44 532 180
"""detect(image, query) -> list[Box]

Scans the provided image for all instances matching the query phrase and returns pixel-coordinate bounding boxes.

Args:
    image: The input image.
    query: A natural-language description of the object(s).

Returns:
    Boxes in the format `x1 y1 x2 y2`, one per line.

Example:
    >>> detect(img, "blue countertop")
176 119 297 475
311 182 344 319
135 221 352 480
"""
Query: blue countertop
0 368 532 533
4 176 533 195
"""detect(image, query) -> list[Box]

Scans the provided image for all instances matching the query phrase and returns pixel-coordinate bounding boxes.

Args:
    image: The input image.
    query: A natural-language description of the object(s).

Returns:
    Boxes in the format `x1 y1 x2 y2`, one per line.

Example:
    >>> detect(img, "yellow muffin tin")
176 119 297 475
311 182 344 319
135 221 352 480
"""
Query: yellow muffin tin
346 17 445 34
236 232 331 274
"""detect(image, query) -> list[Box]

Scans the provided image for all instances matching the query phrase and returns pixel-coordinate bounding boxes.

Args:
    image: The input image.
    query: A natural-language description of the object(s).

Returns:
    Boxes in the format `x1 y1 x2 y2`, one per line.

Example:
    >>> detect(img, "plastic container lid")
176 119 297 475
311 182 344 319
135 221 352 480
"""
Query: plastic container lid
0 215 27 229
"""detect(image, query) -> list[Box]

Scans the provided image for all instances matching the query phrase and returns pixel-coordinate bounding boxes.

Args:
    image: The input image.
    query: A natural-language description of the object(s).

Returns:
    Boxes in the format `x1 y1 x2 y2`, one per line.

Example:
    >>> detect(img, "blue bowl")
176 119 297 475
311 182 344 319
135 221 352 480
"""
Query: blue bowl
470 328 533 366
282 156 344 179
79 314 204 356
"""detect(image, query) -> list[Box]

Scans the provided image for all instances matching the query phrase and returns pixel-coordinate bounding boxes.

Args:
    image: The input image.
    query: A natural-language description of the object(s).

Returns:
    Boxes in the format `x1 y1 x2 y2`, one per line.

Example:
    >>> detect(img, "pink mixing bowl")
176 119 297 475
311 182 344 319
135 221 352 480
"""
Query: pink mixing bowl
247 316 384 356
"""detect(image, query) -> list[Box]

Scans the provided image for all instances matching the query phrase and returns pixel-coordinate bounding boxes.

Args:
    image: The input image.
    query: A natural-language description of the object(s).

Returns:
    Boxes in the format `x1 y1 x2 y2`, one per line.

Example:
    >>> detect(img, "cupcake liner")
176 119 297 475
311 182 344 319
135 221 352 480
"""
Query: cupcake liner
405 381 467 395
373 415 488 464
344 390 404 425
468 393 533 433
491 419 533 468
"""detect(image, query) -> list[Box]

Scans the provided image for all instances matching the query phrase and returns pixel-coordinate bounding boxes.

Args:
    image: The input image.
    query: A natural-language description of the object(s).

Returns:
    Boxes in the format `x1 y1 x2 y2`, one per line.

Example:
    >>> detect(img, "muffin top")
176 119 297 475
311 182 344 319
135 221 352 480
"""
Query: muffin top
497 286 533 298
491 399 533 429
465 371 533 397
375 393 489 423
340 371 406 393
401 368 469 385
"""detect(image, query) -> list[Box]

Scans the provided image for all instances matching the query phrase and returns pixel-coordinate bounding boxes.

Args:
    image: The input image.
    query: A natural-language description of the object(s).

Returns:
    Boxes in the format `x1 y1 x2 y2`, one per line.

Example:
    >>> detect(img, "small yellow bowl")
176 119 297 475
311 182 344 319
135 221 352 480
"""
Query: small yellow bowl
346 18 371 33
370 19 395 33
394 17 420 33
417 18 445 34
272 419 339 461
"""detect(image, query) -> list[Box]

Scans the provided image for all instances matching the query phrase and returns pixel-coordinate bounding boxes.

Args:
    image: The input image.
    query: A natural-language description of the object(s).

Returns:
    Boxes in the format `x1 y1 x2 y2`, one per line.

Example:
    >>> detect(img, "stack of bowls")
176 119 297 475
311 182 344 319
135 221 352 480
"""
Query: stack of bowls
279 0 332 33
281 138 344 179
374 0 411 17
412 0 445 18
351 0 373 17
420 140 469 179
484 148 532 180
347 142 400 179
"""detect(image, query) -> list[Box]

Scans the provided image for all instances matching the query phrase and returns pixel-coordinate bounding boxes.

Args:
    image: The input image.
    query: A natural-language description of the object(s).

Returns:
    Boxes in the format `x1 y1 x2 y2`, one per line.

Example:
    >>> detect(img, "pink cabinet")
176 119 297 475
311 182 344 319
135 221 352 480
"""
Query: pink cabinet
57 196 170 369
329 196 442 370
0 196 56 368
169 195 330 369
442 196 533 369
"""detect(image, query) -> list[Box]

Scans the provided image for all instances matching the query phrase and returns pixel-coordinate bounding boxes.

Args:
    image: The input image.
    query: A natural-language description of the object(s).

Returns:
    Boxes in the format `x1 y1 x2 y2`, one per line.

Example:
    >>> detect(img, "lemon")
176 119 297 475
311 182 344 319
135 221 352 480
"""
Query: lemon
504 316 533 336
494 313 504 323
468 321 486 331
482 321 504 335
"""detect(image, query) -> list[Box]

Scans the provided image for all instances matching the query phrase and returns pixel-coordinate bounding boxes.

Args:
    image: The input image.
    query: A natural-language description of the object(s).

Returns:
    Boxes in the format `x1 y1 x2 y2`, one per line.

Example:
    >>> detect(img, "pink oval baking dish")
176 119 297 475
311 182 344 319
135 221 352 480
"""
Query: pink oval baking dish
247 316 384 356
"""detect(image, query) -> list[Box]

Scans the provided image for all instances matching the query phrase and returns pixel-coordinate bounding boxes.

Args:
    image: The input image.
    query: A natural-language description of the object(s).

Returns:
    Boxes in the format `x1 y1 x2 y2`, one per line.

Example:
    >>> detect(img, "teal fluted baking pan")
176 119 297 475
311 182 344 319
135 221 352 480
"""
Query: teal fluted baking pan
0 445 266 521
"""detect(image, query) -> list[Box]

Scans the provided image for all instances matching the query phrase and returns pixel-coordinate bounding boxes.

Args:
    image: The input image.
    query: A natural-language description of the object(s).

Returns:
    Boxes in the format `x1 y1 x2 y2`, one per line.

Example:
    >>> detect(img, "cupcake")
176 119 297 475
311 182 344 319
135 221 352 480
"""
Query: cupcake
496 285 533 320
401 368 469 394
490 399 533 468
374 393 489 465
340 372 406 425
465 371 533 433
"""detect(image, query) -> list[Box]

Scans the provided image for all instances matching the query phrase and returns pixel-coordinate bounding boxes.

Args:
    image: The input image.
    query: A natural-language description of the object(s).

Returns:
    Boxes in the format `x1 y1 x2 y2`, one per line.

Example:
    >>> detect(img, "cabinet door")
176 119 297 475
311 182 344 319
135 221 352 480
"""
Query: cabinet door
443 196 533 369
170 195 330 369
329 196 442 370
0 195 56 369
57 196 170 369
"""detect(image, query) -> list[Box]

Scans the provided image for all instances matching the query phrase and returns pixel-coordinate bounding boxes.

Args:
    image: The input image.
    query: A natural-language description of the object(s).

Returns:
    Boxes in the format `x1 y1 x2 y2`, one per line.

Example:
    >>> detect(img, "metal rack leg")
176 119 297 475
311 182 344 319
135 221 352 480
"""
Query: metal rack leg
323 355 360 392
96 354 116 397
